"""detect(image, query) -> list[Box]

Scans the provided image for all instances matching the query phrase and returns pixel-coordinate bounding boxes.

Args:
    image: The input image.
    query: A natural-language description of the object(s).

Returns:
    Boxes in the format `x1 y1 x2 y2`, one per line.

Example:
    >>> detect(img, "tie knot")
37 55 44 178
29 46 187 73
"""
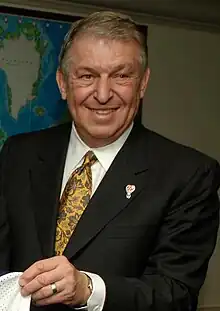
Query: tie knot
83 151 97 167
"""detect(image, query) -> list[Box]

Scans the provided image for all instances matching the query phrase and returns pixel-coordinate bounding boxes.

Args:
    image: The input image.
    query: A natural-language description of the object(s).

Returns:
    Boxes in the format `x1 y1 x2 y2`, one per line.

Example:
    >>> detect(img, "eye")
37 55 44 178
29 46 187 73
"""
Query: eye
119 74 129 78
114 73 130 79
80 74 93 80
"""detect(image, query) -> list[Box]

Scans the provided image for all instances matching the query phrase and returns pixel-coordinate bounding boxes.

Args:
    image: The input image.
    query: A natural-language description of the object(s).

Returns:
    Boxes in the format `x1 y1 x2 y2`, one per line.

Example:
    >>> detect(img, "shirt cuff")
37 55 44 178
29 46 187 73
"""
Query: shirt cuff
74 271 106 311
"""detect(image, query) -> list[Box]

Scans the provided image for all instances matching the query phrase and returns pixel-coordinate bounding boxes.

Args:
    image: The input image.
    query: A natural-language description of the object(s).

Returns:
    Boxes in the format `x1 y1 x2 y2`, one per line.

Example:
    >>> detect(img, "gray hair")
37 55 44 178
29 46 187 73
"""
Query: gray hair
58 11 148 75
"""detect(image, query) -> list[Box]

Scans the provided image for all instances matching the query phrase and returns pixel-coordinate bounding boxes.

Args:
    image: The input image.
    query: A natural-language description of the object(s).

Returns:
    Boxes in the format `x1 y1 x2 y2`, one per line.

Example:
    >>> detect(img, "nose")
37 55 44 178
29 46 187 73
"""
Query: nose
93 76 113 104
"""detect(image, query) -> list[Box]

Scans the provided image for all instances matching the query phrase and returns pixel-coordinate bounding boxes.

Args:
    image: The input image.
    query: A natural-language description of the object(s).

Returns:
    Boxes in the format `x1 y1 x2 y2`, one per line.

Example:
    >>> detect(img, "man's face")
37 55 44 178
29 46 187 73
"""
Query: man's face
57 36 150 147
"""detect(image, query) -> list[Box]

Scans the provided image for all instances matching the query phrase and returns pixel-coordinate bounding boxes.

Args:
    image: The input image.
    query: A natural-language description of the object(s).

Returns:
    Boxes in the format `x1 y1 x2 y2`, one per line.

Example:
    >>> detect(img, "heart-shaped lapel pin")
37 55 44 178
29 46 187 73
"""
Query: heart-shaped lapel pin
125 184 136 199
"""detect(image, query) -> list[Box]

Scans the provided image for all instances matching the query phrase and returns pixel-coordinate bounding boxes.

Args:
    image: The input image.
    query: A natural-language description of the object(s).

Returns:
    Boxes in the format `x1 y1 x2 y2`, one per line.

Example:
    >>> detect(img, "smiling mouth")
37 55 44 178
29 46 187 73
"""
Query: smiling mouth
88 108 119 114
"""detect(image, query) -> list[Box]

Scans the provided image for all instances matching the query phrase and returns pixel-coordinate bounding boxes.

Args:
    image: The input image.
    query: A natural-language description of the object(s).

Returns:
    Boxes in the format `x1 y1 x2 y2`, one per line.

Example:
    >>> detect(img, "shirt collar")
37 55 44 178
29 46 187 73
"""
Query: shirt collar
69 122 133 171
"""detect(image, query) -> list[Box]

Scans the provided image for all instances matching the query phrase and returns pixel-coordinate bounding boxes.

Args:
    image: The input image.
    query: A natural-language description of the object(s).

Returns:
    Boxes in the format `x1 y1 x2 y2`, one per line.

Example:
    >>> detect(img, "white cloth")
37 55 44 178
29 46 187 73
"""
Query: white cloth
0 272 31 311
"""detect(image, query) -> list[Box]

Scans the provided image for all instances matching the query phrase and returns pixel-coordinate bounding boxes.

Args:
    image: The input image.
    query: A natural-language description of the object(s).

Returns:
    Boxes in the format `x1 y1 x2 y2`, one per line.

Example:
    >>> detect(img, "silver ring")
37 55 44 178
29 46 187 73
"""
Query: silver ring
51 282 58 295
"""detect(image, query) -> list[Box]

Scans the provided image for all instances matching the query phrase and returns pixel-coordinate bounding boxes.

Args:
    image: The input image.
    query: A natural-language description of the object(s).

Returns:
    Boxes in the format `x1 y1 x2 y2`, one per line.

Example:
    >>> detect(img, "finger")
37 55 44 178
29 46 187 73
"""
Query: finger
34 279 76 307
19 256 66 286
20 268 63 296
32 281 63 301
34 292 68 306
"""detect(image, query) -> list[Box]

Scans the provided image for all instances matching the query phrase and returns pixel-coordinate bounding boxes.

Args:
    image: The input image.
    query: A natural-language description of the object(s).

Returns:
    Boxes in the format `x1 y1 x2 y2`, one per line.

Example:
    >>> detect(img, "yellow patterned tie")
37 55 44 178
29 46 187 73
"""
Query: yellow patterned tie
55 151 97 256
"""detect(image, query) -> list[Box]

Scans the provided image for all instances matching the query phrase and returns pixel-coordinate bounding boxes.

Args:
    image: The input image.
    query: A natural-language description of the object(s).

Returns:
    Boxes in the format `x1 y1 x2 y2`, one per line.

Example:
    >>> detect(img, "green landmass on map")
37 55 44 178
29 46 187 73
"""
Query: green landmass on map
0 26 4 36
34 106 46 117
5 31 19 40
0 128 7 145
7 84 12 114
20 22 41 40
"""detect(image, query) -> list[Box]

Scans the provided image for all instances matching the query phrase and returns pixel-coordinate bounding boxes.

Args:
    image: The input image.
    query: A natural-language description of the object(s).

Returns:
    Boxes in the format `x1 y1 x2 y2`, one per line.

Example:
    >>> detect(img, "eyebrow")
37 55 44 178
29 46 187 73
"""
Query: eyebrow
75 67 99 75
75 63 135 74
111 64 135 73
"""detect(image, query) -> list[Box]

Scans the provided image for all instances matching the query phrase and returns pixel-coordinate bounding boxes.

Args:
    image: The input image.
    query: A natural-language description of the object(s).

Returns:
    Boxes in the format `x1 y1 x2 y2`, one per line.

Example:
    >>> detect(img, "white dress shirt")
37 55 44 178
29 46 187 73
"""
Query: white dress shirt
61 122 133 311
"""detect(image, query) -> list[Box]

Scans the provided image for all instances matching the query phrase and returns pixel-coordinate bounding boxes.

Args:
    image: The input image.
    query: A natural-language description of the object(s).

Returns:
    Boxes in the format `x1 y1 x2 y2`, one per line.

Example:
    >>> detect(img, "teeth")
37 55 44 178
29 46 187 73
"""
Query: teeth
91 109 114 111
96 110 112 114
90 109 115 114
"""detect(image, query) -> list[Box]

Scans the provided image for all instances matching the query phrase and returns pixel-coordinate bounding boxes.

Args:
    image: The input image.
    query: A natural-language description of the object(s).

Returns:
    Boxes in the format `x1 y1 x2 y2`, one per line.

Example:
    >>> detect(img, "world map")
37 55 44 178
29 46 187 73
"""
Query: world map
0 13 72 147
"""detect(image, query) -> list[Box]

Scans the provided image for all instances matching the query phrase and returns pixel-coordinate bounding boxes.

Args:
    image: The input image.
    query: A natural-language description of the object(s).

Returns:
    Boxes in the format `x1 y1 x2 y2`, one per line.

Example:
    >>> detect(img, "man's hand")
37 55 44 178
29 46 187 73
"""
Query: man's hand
19 256 91 306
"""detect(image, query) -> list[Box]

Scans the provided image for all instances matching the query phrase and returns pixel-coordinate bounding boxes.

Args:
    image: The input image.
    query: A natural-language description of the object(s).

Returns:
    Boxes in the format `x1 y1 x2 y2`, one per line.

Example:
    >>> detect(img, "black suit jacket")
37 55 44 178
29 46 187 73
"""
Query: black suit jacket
0 122 220 311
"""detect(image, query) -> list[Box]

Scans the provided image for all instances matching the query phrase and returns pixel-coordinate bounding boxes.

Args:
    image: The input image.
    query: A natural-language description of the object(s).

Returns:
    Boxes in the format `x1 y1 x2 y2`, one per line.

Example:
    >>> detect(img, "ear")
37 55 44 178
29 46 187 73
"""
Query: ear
56 69 67 100
140 67 150 99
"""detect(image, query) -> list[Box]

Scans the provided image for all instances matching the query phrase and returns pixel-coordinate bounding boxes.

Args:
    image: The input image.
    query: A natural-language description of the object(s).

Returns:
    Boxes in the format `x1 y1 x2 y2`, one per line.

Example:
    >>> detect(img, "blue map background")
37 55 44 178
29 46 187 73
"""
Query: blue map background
0 13 72 146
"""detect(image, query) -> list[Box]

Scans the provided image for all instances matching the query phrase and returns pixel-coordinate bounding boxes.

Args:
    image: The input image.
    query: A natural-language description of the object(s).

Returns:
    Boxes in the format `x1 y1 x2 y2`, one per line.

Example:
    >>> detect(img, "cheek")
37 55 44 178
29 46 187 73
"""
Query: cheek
117 86 140 108
116 79 141 99
67 88 90 107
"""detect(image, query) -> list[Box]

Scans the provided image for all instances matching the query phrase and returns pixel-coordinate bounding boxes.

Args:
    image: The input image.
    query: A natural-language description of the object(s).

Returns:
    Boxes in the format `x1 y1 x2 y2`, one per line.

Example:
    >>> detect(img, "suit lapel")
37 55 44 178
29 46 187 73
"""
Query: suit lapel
64 124 150 259
30 123 72 258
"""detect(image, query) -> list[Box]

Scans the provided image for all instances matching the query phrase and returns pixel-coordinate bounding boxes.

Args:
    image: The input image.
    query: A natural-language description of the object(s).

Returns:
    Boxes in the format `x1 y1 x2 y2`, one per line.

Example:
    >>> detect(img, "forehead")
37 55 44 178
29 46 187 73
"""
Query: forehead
67 36 141 70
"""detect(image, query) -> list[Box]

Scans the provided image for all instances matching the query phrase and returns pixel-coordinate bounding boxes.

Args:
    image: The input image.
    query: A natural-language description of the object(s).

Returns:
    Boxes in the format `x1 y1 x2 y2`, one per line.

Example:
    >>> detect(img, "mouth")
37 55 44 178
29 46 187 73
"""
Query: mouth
87 108 119 115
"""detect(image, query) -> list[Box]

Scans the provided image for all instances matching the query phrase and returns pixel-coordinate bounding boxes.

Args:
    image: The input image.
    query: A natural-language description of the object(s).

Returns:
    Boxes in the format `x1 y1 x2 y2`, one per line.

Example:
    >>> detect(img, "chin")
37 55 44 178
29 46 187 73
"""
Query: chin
87 125 115 136
83 127 121 147
90 131 113 140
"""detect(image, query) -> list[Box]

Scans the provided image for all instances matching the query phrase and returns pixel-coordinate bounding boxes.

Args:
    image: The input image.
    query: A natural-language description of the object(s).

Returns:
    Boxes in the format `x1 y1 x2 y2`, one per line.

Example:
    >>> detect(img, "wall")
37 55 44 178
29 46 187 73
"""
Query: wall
143 24 220 310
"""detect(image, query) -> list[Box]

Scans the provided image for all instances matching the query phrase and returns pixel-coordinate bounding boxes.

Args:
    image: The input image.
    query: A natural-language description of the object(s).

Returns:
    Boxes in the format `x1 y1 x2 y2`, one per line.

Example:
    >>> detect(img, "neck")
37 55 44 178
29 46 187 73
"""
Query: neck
74 126 125 148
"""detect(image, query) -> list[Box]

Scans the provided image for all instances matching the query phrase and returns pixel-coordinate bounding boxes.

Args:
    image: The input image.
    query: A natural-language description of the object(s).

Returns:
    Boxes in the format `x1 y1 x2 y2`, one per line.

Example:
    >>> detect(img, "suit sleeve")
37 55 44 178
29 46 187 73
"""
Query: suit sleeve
101 159 220 311
0 139 11 270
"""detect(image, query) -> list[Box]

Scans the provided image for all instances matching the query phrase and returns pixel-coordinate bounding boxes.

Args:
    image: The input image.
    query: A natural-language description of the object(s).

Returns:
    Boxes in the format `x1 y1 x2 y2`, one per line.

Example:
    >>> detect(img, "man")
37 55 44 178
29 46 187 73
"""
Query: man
0 11 219 311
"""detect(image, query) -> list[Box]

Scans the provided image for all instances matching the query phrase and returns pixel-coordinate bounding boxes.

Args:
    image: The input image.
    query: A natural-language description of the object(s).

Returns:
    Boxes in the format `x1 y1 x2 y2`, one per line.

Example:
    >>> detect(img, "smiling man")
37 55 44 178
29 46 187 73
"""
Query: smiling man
56 25 149 148
0 11 220 311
